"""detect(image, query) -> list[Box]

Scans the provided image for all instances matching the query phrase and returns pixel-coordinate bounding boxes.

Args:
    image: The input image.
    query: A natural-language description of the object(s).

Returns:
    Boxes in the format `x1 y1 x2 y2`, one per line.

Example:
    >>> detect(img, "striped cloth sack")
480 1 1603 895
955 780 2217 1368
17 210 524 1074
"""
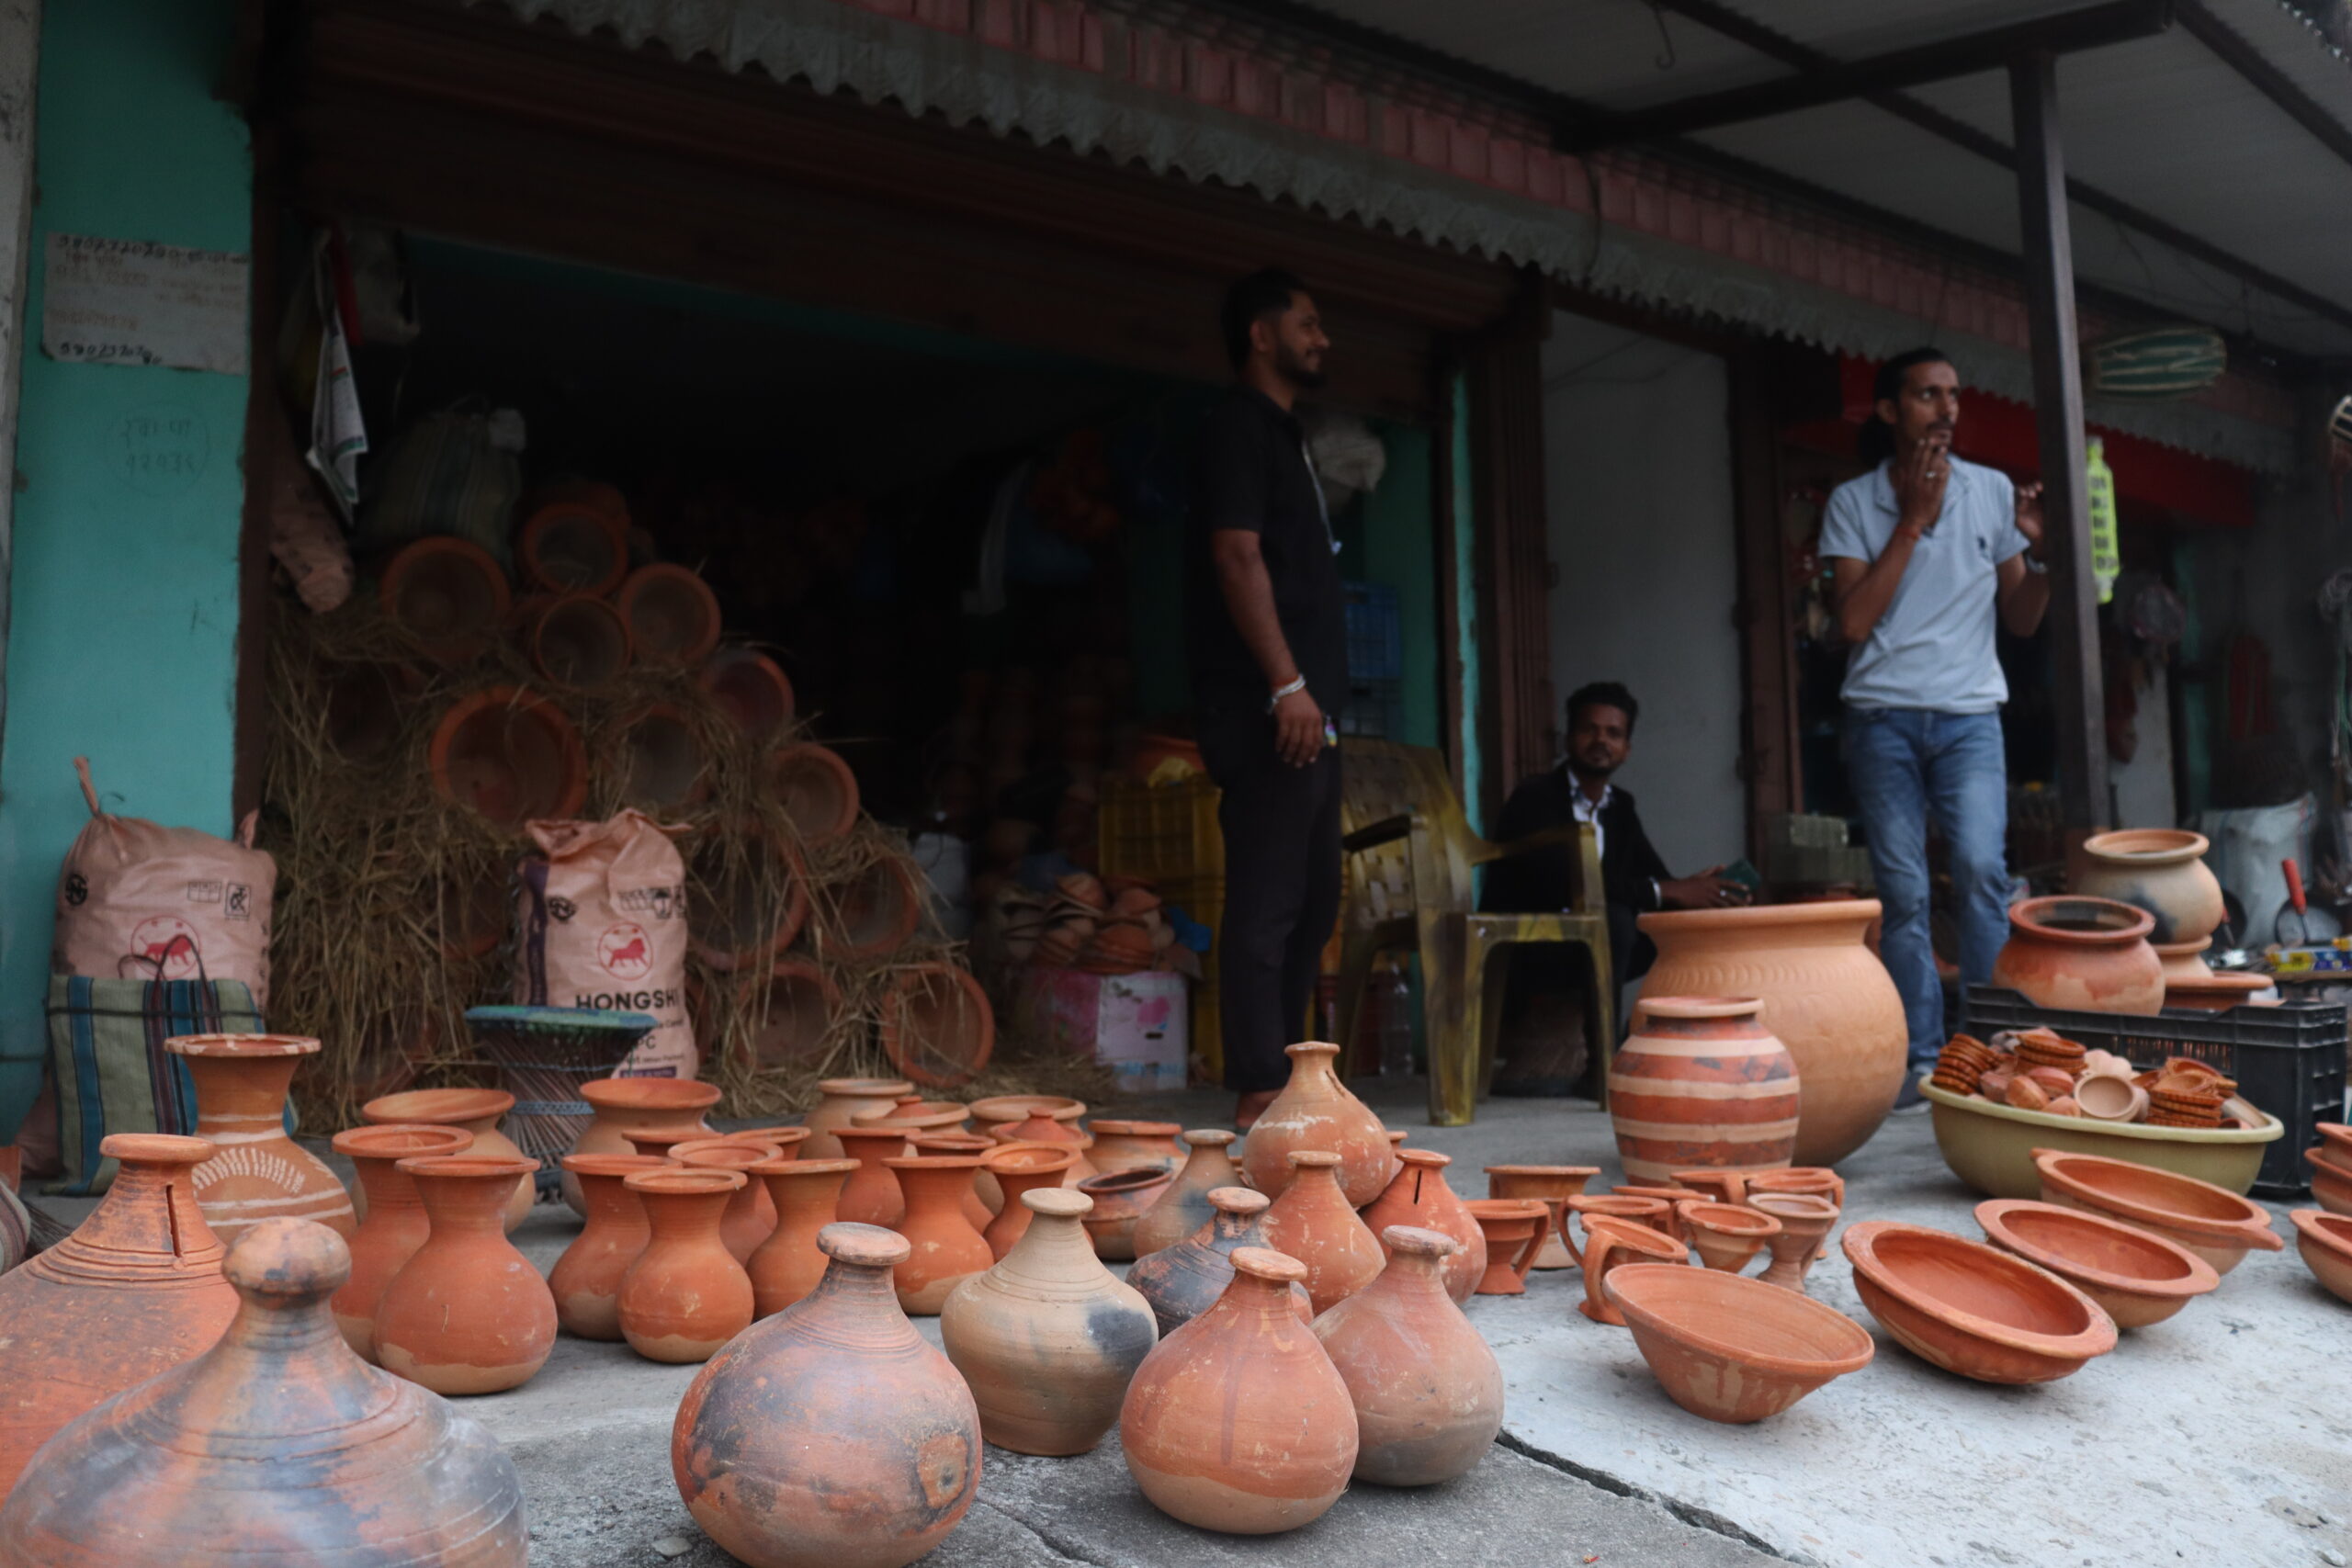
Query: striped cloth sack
42 974 263 1195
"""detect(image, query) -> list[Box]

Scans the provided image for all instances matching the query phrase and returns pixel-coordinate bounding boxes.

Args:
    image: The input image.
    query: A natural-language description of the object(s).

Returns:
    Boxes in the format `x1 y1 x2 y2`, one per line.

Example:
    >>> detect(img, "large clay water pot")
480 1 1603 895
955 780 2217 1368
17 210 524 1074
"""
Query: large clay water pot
1239 1042 1395 1205
1992 897 2164 1016
362 1088 535 1232
1260 1150 1385 1315
802 1077 915 1160
1357 1149 1486 1303
1312 1225 1503 1486
884 1156 993 1314
941 1188 1159 1455
1132 1129 1240 1258
2073 829 2226 947
374 1156 556 1394
672 1224 981 1568
570 1077 720 1208
619 1168 755 1362
0 1134 241 1498
168 1034 356 1246
329 1123 474 1359
1127 1187 1315 1334
549 1153 673 1340
0 1219 526 1566
746 1158 859 1317
1637 901 1905 1168
1608 996 1800 1182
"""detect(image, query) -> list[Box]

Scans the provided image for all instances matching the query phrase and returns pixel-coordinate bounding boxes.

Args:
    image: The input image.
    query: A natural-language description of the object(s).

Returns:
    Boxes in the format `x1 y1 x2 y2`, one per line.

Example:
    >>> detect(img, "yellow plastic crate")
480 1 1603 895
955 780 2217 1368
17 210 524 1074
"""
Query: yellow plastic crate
1099 780 1226 1083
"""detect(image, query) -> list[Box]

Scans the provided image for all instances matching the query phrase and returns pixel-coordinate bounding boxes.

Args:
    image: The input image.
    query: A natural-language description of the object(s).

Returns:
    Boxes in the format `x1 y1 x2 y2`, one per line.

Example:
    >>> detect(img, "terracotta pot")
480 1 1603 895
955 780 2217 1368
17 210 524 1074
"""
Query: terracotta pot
425 686 590 829
1239 1042 1396 1206
1133 1130 1241 1258
0 1219 526 1565
549 1153 673 1340
2314 1146 2352 1217
941 1188 1159 1455
1669 1168 1758 1207
768 741 862 844
804 1077 916 1159
1485 1165 1600 1270
1313 1225 1502 1485
527 592 632 690
1464 1198 1551 1296
380 535 511 664
1359 1149 1486 1303
1074 1168 1173 1261
1636 900 1906 1167
910 1134 998 1224
1747 1193 1838 1293
980 1145 1081 1258
329 1123 474 1359
836 1125 915 1226
723 1125 812 1157
615 704 710 811
1562 1195 1673 1265
701 647 796 741
2165 972 2279 1011
741 960 842 1074
885 1156 994 1314
623 1124 721 1159
519 498 628 594
2290 1209 2352 1304
676 1142 783 1261
1675 1200 1781 1272
616 563 722 664
571 1077 720 1209
1261 1150 1386 1314
619 1168 755 1362
1843 1220 2117 1383
672 1224 980 1568
689 825 812 971
1609 996 1801 1181
1992 896 2164 1015
1612 1186 1709 1241
2073 828 2226 946
1127 1186 1314 1334
860 1096 971 1137
1577 1216 1690 1325
1604 1262 1874 1424
164 1034 354 1247
1086 1121 1184 1176
1743 1167 1845 1259
968 1096 1083 1141
2154 938 2215 986
747 1158 860 1318
1973 1198 2220 1329
2030 1147 2283 1274
1120 1247 1356 1535
363 1088 535 1232
374 1156 555 1394
0 1134 241 1497
989 1111 1098 1181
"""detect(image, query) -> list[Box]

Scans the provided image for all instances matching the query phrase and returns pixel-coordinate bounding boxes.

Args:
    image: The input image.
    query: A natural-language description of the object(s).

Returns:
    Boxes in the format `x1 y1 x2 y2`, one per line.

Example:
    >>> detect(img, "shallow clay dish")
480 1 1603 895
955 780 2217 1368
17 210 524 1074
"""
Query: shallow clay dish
1841 1221 2117 1384
2030 1148 2283 1275
1603 1263 1873 1424
2289 1210 2352 1304
2305 1146 2352 1217
1973 1199 2219 1329
1919 1077 2278 1199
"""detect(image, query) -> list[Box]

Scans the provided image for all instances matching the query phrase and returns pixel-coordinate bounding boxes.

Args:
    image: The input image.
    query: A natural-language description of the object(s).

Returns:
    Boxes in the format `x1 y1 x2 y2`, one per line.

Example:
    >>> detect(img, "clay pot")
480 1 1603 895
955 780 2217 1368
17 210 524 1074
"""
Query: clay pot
835 1124 915 1226
910 1134 999 1225
1676 1200 1782 1272
1747 1193 1838 1294
1120 1247 1357 1534
768 741 862 844
1609 996 1801 1181
615 704 710 810
1464 1198 1552 1296
0 1134 241 1497
1637 900 1906 1167
1086 1121 1184 1176
1578 1217 1690 1325
1239 1042 1396 1205
968 1096 1083 1140
860 1096 971 1137
2165 972 2279 1011
616 563 722 664
2290 1209 2352 1304
941 1188 1159 1455
0 1219 526 1565
689 826 813 971
1132 1129 1241 1258
1486 1165 1600 1270
1261 1150 1386 1314
2073 828 2226 946
885 1156 993 1314
329 1123 475 1359
741 960 842 1073
1360 1149 1486 1303
990 1112 1098 1182
746 1158 860 1317
980 1145 1083 1258
363 1088 536 1233
676 1142 783 1262
1974 1199 2220 1329
830 857 924 964
1605 1262 1874 1424
672 1224 980 1568
1313 1225 1502 1485
1613 1186 1709 1240
373 1156 554 1394
1992 897 2165 1015
519 498 628 594
2073 1074 2150 1122
623 1124 720 1159
2154 937 2215 984
879 965 998 1090
2030 1147 2283 1274
168 1034 356 1247
804 1077 916 1159
1562 1194 1673 1265
701 647 796 741
1128 1187 1314 1334
549 1153 672 1340
425 686 590 829
1075 1167 1173 1261
527 592 632 690
1842 1220 2118 1383
571 1077 720 1209
619 1168 755 1362
1744 1167 1845 1259
380 535 511 664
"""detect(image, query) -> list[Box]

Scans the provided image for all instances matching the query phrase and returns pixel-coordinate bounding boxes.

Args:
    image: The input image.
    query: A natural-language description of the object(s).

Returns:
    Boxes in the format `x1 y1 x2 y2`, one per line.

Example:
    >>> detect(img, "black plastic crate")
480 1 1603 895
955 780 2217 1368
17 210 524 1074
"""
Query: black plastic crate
1961 985 2347 1197
1342 581 1402 682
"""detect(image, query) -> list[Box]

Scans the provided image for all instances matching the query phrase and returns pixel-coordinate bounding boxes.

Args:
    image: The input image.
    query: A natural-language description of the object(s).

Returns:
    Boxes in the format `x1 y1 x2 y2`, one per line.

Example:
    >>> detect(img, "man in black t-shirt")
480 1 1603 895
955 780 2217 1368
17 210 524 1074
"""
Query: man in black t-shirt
1188 267 1348 1128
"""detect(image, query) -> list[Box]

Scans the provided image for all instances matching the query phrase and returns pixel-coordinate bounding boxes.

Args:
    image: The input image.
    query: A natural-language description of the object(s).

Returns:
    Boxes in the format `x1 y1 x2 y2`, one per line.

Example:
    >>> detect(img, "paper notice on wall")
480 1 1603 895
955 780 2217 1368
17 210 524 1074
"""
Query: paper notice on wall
41 233 250 374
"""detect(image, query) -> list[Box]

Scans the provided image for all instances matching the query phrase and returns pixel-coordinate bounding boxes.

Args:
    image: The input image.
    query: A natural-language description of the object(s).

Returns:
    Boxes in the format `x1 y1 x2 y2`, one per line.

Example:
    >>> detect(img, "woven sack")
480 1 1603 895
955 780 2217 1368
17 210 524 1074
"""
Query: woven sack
515 810 696 1080
355 399 520 566
40 975 265 1195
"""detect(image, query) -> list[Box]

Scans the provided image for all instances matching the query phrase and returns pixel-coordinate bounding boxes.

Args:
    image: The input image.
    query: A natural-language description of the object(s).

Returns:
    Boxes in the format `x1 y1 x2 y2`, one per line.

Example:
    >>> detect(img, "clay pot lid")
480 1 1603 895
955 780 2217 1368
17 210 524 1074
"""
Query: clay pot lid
1088 1120 1183 1137
1077 1168 1169 1196
332 1124 474 1161
2165 972 2274 998
1487 1164 1602 1179
1286 1150 1345 1170
1974 1200 2221 1300
1182 1129 1238 1147
968 1095 1084 1122
99 1132 216 1167
1023 1187 1094 1219
1228 1246 1308 1284
819 1222 910 1268
581 1077 722 1112
1395 1148 1453 1169
2082 828 2211 863
560 1153 675 1179
625 1168 746 1196
396 1154 541 1180
1206 1186 1270 1215
982 1144 1079 1176
2030 1148 2282 1246
678 1144 776 1171
1378 1224 1459 1257
727 1126 813 1147
1676 1201 1781 1236
2007 896 2155 946
1841 1221 2119 1359
226 1217 353 1298
362 1088 515 1125
1604 1262 1875 1374
1636 897 1881 935
817 1077 916 1099
882 1154 987 1170
1635 995 1764 1021
1580 1215 1688 1258
910 1134 994 1154
165 1032 321 1058
2290 1209 2352 1261
755 1156 860 1179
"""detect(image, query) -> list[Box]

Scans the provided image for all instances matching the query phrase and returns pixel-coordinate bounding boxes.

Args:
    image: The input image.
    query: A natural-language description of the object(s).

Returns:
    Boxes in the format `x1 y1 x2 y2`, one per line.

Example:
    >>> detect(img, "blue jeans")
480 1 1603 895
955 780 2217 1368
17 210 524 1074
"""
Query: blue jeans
1844 709 2011 1071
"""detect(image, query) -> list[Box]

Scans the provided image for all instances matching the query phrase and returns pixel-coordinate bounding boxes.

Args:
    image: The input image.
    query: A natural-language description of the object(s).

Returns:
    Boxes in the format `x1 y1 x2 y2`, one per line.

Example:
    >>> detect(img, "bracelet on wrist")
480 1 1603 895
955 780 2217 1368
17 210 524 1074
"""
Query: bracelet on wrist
1266 674 1306 714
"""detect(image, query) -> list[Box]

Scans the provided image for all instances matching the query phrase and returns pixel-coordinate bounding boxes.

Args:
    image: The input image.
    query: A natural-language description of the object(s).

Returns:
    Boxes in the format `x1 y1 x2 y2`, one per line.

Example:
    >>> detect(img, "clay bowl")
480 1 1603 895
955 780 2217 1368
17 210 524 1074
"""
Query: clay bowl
1973 1199 2220 1329
616 705 710 811
527 593 632 691
616 563 722 664
2288 1210 2352 1304
1604 1262 1874 1424
1842 1221 2116 1384
700 647 796 742
2319 1122 2352 1165
2305 1147 2352 1217
2031 1148 2283 1275
1674 1201 1781 1272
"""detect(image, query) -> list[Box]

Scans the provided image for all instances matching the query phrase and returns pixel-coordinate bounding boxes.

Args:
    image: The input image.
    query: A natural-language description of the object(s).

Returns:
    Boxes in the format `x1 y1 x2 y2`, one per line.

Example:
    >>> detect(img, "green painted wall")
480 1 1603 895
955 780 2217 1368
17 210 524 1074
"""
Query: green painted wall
1354 423 1440 749
0 0 252 1138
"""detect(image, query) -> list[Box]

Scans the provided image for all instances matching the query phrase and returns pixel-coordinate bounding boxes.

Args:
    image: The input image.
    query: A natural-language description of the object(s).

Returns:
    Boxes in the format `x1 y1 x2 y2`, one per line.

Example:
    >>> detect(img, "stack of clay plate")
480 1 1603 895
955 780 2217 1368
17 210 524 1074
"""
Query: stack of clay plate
2143 1060 2233 1129
1930 1035 1997 1098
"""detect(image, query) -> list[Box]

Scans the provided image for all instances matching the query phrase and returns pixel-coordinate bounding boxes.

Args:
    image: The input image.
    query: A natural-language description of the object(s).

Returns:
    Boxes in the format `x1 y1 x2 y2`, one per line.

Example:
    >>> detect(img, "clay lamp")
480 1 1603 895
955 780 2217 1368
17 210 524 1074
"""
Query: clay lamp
1603 1262 1874 1424
2030 1148 2284 1275
2289 1210 2352 1305
1974 1200 2220 1329
1675 1201 1782 1273
1747 1194 1838 1294
2072 1075 2149 1124
1485 1166 1600 1270
1562 1195 1672 1265
1841 1221 2118 1384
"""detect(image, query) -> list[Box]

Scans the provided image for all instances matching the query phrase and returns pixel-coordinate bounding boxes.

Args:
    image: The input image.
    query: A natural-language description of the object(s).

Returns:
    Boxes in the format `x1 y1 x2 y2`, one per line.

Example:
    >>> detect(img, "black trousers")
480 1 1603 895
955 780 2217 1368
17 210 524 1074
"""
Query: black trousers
1199 705 1343 1096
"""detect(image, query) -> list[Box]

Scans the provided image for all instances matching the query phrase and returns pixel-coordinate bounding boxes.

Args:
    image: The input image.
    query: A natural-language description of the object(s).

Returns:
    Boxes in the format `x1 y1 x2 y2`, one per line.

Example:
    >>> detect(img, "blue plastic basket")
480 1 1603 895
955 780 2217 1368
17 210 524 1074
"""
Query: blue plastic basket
1343 581 1402 682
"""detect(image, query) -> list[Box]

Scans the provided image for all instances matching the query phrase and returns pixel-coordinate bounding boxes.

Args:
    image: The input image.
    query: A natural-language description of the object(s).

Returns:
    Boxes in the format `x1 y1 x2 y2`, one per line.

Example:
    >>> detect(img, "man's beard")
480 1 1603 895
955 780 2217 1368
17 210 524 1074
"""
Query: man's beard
1571 750 1620 779
1276 348 1327 390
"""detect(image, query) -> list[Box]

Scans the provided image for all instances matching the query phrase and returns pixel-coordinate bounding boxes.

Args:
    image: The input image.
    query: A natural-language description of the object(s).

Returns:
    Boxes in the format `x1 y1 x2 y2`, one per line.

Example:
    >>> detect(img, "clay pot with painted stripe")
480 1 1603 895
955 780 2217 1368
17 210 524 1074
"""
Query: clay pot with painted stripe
1606 997 1800 1183
169 1034 356 1247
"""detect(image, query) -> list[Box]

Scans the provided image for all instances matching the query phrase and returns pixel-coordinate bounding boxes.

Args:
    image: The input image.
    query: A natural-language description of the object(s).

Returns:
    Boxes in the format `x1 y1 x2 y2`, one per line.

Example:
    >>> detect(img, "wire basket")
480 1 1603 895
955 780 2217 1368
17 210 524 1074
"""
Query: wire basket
460 1006 661 1191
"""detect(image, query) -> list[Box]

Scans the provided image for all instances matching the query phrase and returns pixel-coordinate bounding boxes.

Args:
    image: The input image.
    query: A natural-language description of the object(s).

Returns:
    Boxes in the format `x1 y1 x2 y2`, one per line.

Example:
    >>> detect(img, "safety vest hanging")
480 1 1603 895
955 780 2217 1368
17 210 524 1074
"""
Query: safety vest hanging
2085 437 2120 605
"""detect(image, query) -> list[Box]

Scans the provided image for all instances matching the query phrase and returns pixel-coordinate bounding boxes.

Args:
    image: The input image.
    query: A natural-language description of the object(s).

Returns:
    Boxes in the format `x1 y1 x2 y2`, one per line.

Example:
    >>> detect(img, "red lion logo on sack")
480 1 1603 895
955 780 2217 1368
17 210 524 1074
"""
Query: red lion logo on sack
123 916 204 981
597 922 654 981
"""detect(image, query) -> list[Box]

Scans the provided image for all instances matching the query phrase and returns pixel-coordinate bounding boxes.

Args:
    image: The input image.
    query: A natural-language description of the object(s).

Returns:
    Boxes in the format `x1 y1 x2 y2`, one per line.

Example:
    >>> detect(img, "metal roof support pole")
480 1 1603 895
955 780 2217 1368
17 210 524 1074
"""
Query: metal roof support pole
2009 49 2111 832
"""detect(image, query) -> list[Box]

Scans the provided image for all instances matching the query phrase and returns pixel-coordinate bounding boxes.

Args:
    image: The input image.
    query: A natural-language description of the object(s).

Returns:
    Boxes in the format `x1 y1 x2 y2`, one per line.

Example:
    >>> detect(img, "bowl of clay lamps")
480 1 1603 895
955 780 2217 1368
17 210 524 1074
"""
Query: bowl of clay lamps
1974 1199 2220 1329
1603 1263 1874 1424
2302 1145 2352 1217
1841 1221 2118 1385
2030 1147 2283 1275
2289 1210 2352 1305
1917 1077 2279 1201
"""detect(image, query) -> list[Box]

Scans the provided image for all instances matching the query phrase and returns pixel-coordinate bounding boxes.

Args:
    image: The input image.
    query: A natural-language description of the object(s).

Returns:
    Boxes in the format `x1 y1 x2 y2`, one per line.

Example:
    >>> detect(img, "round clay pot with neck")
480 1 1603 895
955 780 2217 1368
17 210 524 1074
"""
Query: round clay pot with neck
1313 1225 1503 1486
1609 996 1801 1181
676 1140 784 1261
1086 1120 1184 1177
672 1224 981 1568
1991 897 2165 1016
746 1157 860 1318
362 1088 535 1232
374 1156 556 1394
1075 1167 1174 1261
569 1077 721 1211
1260 1150 1385 1315
941 1188 1159 1455
1127 1186 1314 1334
1132 1129 1241 1259
980 1145 1081 1258
989 1109 1097 1181
1239 1042 1395 1205
329 1123 475 1359
802 1077 916 1160
1358 1148 1486 1303
620 1168 755 1361
168 1034 356 1246
885 1156 994 1314
549 1153 673 1340
910 1134 1000 1224
2073 828 2226 947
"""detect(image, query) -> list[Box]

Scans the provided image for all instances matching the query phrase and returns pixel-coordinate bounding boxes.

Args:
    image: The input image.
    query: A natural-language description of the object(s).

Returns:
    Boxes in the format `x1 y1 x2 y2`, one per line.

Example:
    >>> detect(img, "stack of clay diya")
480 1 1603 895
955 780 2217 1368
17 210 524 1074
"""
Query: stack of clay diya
2142 1058 2235 1128
1933 1028 2253 1128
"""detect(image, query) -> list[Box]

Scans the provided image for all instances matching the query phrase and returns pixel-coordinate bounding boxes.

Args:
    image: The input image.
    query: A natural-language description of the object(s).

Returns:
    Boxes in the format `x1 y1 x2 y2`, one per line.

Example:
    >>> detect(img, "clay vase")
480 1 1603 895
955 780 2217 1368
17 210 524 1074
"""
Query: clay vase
884 1156 994 1314
362 1088 535 1232
835 1123 915 1226
802 1077 916 1160
1121 1247 1356 1534
0 1134 241 1497
1636 900 1905 1167
2073 828 2226 947
910 1134 999 1225
676 1140 782 1261
1991 896 2165 1016
569 1077 720 1210
746 1157 860 1317
1086 1120 1184 1176
672 1224 981 1568
1609 997 1801 1182
374 1156 556 1394
1239 1042 1396 1205
1463 1198 1550 1295
617 1168 754 1362
1486 1165 1600 1270
1075 1167 1174 1261
0 1219 526 1566
1676 1200 1782 1272
1749 1192 1839 1294
549 1153 673 1341
1312 1225 1503 1486
1132 1129 1241 1258
168 1034 356 1246
1577 1216 1690 1325
329 1123 475 1359
989 1110 1098 1180
980 1145 1081 1259
941 1188 1159 1455
1127 1187 1315 1334
1359 1149 1486 1303
1259 1150 1386 1315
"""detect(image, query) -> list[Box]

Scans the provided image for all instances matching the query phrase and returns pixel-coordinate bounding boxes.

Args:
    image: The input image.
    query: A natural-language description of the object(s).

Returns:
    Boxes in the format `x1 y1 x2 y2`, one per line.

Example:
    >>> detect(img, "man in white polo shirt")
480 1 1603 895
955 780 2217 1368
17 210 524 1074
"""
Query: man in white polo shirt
1821 348 2052 1108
